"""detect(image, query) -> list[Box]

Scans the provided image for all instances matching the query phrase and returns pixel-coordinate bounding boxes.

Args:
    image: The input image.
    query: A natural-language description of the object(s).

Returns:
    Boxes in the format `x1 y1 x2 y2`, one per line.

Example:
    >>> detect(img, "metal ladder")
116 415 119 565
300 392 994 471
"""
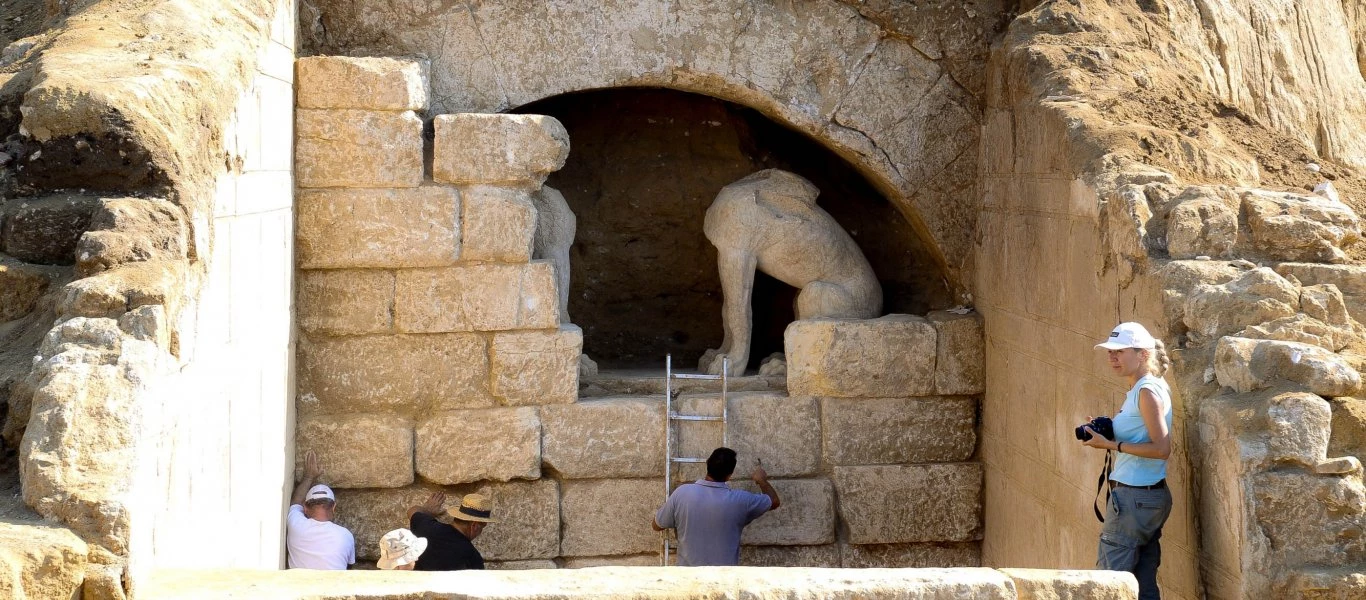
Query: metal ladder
661 353 728 566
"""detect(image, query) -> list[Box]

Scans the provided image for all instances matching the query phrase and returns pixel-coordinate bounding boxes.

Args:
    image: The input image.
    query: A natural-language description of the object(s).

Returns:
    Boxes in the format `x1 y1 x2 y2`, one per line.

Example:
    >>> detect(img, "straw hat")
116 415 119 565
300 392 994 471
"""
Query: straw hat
377 528 427 570
447 493 498 523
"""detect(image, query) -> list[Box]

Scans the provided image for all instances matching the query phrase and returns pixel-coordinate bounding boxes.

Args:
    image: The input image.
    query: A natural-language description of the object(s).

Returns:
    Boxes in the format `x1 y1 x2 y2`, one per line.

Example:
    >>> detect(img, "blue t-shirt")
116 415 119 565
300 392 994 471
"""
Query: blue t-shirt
655 479 772 566
1110 374 1173 486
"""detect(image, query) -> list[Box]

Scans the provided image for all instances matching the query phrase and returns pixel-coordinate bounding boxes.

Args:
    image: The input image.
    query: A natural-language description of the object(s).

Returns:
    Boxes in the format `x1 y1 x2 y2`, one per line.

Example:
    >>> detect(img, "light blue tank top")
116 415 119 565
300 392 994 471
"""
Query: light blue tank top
1110 374 1172 486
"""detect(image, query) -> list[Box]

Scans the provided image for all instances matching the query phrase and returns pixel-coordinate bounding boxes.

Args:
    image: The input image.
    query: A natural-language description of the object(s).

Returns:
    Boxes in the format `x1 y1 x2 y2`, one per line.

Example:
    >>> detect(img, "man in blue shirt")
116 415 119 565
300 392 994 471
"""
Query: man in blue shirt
652 447 781 566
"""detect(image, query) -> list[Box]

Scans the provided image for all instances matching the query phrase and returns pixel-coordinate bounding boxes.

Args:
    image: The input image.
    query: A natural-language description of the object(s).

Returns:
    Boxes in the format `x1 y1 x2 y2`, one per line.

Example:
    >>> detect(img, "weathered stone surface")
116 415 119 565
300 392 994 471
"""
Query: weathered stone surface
485 560 558 570
296 186 460 269
461 186 537 263
0 255 50 321
297 56 428 110
821 396 976 465
1275 263 1366 296
732 478 835 546
1329 397 1366 461
333 486 442 561
560 555 663 568
1301 284 1354 327
560 479 662 557
1244 189 1361 263
0 194 99 264
296 109 423 188
472 479 560 561
740 544 839 568
1215 336 1361 397
490 325 582 406
297 269 395 335
298 333 492 414
1252 470 1366 568
786 315 937 397
1238 314 1359 354
56 260 186 320
928 311 984 395
415 408 540 484
295 414 413 488
833 464 982 544
541 397 663 479
1262 391 1333 468
434 114 570 188
394 262 559 333
841 542 981 568
75 197 189 276
1167 197 1238 259
674 392 819 478
1001 568 1138 600
1279 569 1366 599
0 521 88 600
1184 268 1300 344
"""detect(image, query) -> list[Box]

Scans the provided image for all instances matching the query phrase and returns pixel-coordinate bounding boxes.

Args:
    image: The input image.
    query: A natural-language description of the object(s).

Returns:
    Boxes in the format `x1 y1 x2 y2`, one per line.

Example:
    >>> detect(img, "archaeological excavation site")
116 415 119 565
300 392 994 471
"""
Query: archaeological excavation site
2 0 1366 598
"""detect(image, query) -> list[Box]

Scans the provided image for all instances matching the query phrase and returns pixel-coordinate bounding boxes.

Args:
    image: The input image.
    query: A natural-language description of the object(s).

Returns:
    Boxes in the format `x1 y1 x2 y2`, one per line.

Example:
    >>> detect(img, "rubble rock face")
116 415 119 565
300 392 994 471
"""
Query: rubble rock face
1215 336 1361 397
0 521 89 600
0 195 100 264
1184 268 1301 344
1243 190 1361 263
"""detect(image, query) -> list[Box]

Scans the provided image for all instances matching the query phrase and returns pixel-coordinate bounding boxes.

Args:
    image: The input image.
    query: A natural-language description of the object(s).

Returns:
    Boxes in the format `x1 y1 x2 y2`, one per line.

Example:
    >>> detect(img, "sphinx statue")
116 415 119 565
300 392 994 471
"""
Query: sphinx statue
699 169 881 376
531 185 598 375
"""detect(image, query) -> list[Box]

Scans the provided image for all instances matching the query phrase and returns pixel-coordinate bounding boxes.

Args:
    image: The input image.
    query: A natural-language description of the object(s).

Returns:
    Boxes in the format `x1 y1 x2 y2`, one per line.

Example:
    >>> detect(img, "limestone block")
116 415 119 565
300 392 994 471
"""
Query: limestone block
841 542 981 568
1301 284 1353 327
1238 314 1358 354
786 315 936 397
297 270 395 335
394 262 559 333
1262 391 1332 468
486 560 557 570
732 478 835 546
296 56 428 110
928 311 984 395
541 397 664 479
296 109 423 188
1279 570 1366 600
461 186 538 262
1244 189 1361 263
740 544 839 567
560 479 663 557
471 479 560 561
298 333 492 414
1329 397 1366 461
296 186 460 269
415 408 540 484
1252 470 1366 567
0 194 99 264
333 485 443 561
1184 268 1300 344
1275 263 1366 296
75 197 189 276
833 464 983 544
295 414 413 488
1215 336 1361 397
821 397 976 465
560 555 664 568
0 255 50 321
490 325 582 406
1167 198 1238 259
433 114 570 187
1000 568 1138 600
0 521 88 600
674 392 820 478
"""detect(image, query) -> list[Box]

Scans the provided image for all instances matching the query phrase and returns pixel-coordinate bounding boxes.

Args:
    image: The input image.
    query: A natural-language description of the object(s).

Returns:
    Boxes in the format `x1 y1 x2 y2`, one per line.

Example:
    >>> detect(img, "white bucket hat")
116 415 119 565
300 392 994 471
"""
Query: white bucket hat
1095 322 1157 350
377 528 428 570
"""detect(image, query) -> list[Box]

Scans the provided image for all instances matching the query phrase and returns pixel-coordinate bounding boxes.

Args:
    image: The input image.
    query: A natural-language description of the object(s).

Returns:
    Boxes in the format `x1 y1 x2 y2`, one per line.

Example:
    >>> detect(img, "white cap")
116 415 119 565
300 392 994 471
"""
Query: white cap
305 484 335 503
1095 322 1156 350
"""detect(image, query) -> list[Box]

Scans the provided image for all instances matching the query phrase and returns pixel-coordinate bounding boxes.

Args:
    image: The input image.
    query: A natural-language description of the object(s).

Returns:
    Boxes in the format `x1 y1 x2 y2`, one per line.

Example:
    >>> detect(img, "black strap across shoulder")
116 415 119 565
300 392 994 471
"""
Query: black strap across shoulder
1094 450 1112 523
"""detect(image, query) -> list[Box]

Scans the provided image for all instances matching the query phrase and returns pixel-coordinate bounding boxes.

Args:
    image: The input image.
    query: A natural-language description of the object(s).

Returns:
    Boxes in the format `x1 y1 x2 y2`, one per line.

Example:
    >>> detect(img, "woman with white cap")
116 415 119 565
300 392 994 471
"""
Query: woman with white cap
1082 322 1173 600
377 528 427 571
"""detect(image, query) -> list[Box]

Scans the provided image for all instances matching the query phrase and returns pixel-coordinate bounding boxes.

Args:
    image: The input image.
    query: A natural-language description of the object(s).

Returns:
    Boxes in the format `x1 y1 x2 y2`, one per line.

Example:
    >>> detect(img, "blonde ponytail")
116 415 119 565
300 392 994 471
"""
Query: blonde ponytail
1146 340 1171 377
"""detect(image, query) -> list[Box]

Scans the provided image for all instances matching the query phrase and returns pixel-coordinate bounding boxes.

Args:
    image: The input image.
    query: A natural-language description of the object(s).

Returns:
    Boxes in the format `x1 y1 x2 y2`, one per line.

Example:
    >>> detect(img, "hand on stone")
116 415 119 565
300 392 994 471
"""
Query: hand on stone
303 450 324 480
421 491 446 515
750 463 768 483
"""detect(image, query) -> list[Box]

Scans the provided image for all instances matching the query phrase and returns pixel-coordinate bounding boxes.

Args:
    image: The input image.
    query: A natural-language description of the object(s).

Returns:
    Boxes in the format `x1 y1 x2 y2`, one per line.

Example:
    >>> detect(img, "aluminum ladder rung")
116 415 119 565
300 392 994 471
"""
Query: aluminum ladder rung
663 353 729 567
669 457 707 463
668 414 723 421
671 373 724 380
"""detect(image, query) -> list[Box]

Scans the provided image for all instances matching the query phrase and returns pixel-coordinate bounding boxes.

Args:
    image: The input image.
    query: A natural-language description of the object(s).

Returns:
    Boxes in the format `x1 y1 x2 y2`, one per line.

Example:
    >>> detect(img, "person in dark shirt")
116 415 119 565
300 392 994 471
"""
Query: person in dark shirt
406 491 496 571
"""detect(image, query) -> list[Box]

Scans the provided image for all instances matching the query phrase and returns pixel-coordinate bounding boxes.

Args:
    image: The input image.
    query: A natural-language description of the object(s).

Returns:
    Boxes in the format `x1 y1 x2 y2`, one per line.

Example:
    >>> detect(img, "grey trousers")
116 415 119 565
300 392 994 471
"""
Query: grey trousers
1097 484 1173 600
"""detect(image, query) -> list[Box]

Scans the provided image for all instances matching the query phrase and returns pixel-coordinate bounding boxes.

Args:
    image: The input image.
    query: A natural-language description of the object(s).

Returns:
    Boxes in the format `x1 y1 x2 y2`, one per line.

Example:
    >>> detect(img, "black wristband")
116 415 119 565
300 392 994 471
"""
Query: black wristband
1117 442 1124 454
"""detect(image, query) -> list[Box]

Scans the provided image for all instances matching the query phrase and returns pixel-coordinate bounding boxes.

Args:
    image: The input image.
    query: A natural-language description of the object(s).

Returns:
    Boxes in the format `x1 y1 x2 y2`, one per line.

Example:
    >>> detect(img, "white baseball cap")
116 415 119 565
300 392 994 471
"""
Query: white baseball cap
1095 322 1157 350
305 484 336 503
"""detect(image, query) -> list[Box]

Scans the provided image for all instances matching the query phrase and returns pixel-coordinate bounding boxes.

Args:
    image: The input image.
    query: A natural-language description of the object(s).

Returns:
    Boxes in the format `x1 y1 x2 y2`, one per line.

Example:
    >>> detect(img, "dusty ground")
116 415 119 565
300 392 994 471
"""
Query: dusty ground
0 0 47 51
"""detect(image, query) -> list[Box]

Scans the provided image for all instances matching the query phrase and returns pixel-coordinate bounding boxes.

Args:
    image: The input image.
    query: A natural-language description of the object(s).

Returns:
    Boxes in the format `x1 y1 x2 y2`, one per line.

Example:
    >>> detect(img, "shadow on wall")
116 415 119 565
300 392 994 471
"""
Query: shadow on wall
514 88 952 370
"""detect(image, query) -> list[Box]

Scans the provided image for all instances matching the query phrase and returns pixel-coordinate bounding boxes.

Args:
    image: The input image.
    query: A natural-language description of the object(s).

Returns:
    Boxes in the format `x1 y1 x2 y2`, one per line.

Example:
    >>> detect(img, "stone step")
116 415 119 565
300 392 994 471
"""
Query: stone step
577 369 786 398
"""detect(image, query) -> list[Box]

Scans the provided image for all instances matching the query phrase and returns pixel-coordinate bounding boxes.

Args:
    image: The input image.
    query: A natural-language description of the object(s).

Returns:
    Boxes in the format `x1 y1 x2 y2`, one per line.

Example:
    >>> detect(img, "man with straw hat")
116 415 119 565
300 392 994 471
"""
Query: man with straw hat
407 491 496 570
377 528 427 570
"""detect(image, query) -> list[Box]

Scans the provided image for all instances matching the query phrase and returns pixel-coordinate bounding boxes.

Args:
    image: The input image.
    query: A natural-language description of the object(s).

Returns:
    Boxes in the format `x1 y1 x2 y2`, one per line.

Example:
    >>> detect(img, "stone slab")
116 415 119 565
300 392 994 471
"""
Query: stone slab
833 464 983 544
298 333 492 414
785 315 937 397
394 262 559 333
1000 568 1138 600
415 408 541 484
434 114 570 187
491 325 582 406
821 397 977 465
295 414 414 488
928 311 985 395
841 542 981 568
560 555 665 568
739 545 840 568
296 186 459 269
541 397 664 479
471 479 561 561
297 269 395 335
733 478 835 546
673 392 820 478
560 479 663 557
296 109 424 188
296 56 428 110
461 186 537 262
485 560 558 570
332 486 443 561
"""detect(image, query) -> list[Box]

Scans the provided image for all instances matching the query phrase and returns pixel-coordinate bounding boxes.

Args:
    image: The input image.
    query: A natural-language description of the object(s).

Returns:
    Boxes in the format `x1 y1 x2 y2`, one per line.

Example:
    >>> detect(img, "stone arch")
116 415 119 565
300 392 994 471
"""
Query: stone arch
312 0 987 292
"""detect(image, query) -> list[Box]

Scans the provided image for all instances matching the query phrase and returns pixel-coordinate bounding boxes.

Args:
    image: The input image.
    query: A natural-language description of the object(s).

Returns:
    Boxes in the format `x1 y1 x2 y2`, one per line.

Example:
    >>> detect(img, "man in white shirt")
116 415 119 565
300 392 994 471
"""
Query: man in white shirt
286 450 355 569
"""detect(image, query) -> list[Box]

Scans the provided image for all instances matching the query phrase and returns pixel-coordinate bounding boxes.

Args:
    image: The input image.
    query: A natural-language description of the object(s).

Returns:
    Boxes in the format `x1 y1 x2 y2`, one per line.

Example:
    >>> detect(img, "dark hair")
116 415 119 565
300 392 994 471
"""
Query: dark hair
304 498 335 508
706 447 737 481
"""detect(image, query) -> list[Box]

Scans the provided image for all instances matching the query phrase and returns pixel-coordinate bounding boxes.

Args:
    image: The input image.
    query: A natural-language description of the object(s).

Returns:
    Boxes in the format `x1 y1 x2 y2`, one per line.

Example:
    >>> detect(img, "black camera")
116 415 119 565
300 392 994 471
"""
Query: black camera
1075 416 1114 441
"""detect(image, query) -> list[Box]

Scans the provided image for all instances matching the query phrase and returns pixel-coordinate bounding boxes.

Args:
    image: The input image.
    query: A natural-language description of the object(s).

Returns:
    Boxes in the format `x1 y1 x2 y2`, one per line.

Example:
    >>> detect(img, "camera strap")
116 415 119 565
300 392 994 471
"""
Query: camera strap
1093 450 1113 523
